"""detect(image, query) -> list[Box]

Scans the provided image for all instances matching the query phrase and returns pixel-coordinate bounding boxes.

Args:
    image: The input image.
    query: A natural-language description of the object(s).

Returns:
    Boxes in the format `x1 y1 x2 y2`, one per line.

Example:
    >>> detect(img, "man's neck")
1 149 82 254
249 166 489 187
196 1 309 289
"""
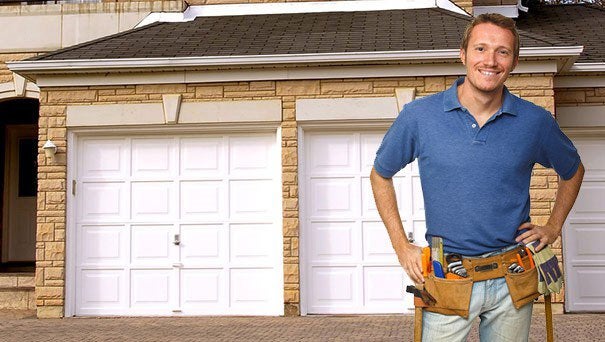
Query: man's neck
457 82 504 127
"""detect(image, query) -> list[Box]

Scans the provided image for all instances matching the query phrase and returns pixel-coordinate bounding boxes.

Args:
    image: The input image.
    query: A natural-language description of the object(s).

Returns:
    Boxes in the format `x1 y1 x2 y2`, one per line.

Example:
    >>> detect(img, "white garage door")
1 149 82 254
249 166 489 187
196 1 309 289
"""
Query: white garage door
301 131 426 314
72 133 282 316
564 136 605 312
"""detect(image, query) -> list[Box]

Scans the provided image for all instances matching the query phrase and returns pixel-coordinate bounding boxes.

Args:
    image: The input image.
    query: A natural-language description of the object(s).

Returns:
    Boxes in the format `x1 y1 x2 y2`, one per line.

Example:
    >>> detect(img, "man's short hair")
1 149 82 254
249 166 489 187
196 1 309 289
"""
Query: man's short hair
461 13 520 59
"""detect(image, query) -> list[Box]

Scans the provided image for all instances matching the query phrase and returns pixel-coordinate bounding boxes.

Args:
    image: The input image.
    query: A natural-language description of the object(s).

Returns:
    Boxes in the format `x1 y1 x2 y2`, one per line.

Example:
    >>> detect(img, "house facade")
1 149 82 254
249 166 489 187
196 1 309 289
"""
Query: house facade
1 0 604 318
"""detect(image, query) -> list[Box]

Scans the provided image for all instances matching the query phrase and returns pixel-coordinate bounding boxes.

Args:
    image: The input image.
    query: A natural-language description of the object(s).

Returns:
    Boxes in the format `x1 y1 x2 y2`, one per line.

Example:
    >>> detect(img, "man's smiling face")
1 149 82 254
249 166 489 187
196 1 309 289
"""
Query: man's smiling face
460 22 518 95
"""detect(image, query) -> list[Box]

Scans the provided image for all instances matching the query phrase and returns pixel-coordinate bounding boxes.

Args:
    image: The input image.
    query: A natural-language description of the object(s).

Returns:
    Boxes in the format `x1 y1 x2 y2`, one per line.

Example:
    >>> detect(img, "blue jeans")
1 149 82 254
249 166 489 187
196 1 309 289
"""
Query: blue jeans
422 277 533 341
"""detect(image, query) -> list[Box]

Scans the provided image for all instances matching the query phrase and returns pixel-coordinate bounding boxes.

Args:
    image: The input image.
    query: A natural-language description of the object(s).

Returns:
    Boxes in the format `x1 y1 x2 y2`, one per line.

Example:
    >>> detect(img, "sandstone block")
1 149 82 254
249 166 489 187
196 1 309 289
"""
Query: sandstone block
283 218 299 236
37 305 63 318
250 81 275 90
283 198 298 211
38 179 65 191
276 81 320 96
424 77 446 92
136 84 186 94
0 291 29 309
282 148 298 166
36 286 63 300
530 189 557 201
44 242 65 261
284 290 300 302
530 176 548 189
45 267 64 280
284 264 299 283
46 192 65 204
505 76 551 90
321 81 372 94
37 223 54 242
48 90 96 103
555 90 586 103
195 86 223 98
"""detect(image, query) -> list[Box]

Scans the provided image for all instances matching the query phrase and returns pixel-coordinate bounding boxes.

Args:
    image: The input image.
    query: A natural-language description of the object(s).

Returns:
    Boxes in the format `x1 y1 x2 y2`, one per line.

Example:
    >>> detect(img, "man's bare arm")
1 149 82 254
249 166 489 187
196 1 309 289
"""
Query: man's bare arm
516 162 585 251
370 167 424 284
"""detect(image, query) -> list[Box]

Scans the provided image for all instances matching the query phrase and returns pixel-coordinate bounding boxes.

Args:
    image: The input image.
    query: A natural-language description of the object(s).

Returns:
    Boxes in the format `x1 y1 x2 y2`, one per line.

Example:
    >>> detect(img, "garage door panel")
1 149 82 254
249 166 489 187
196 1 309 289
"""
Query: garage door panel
310 267 357 309
180 137 224 176
80 182 128 221
229 135 274 175
566 223 605 264
180 181 224 220
309 222 358 261
79 138 129 179
362 222 398 263
131 269 175 308
132 138 175 178
573 184 605 217
230 224 276 265
310 178 357 218
180 224 223 264
578 141 605 174
567 267 605 311
131 225 174 266
78 225 127 266
78 269 127 311
131 182 174 220
308 134 357 174
181 269 224 308
230 268 277 311
229 180 274 219
360 134 383 173
363 267 408 310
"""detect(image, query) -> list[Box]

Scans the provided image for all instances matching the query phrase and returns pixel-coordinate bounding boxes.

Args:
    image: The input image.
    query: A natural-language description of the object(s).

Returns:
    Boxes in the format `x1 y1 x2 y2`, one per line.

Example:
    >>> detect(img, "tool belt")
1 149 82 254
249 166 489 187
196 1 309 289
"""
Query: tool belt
420 246 540 318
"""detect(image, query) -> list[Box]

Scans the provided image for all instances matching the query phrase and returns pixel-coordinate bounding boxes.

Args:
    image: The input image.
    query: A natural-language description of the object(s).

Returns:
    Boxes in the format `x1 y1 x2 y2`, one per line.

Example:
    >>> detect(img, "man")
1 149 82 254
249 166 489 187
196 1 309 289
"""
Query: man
370 13 584 341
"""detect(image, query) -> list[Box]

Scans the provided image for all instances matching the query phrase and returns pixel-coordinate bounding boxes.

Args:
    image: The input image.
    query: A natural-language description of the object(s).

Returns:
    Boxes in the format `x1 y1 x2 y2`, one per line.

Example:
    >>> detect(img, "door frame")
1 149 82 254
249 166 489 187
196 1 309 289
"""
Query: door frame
2 124 37 263
65 124 283 317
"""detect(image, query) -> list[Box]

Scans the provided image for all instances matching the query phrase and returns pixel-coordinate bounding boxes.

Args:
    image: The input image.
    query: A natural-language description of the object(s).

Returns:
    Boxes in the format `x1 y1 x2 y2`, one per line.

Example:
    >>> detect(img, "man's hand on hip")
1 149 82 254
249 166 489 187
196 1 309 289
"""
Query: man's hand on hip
515 222 560 252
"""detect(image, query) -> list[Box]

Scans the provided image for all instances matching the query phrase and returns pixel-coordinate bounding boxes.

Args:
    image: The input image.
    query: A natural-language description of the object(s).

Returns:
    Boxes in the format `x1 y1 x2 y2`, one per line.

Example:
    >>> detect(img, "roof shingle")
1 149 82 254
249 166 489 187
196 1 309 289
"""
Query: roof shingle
32 8 563 61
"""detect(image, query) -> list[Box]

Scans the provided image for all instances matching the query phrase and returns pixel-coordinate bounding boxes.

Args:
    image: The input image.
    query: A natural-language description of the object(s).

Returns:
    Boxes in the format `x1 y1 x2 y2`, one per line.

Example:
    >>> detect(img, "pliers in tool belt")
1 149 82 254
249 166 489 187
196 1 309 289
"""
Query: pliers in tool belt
406 285 437 306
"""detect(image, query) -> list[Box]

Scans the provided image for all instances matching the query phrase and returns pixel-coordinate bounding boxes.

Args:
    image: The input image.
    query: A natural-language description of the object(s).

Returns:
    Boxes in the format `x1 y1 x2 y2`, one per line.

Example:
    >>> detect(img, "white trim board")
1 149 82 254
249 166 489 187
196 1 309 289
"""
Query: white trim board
32 61 559 88
557 105 605 128
66 99 281 127
555 76 605 88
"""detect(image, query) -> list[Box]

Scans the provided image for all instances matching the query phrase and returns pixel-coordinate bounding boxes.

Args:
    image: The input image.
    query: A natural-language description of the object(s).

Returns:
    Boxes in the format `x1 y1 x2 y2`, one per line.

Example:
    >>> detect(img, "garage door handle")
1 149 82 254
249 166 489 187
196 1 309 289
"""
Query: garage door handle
173 234 181 245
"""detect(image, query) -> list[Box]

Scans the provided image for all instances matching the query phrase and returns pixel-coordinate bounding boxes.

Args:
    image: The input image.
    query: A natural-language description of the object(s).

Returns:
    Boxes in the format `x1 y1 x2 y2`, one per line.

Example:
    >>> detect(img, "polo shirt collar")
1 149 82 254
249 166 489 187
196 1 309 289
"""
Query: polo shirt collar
443 77 518 116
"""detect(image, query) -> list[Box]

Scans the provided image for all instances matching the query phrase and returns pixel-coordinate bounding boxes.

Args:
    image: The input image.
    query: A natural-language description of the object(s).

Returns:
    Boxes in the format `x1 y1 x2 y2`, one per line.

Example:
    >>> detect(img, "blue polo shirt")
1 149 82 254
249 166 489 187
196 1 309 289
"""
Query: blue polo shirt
374 77 581 255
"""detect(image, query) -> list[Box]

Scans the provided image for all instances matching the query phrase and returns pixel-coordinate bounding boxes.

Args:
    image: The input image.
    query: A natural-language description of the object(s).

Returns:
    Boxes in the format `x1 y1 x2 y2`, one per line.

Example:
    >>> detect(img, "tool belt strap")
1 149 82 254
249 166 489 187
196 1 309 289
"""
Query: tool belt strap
461 246 530 282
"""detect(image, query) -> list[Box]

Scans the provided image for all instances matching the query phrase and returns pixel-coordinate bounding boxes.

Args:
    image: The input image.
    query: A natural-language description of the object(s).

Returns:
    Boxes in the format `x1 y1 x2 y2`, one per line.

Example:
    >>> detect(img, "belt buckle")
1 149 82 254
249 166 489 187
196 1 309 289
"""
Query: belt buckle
474 262 499 273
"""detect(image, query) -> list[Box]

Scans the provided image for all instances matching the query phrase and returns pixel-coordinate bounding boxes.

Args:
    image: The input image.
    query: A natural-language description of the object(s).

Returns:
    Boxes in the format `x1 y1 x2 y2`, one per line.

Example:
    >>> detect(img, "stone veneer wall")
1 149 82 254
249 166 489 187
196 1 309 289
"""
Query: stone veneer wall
35 73 560 317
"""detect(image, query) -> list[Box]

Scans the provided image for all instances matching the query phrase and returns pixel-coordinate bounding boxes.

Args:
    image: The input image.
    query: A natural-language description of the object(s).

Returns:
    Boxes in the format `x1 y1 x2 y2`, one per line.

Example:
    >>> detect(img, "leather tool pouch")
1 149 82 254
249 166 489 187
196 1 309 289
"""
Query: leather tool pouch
505 266 540 309
423 274 473 318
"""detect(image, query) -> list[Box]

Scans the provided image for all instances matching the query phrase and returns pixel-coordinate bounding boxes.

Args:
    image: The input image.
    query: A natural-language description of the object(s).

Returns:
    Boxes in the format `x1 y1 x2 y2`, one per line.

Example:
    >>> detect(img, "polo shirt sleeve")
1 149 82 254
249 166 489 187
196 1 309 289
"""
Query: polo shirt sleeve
373 106 419 178
536 114 581 180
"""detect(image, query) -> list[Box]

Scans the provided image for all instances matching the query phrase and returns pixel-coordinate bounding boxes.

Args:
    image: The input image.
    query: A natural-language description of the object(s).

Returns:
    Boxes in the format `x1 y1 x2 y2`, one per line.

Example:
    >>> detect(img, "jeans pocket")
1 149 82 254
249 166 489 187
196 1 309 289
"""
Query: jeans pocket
423 274 473 318
505 266 540 309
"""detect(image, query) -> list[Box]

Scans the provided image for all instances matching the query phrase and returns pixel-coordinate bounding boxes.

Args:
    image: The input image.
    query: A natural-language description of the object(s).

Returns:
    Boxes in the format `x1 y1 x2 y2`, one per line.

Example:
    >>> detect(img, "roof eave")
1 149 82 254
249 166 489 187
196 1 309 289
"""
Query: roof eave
567 63 605 73
8 46 584 80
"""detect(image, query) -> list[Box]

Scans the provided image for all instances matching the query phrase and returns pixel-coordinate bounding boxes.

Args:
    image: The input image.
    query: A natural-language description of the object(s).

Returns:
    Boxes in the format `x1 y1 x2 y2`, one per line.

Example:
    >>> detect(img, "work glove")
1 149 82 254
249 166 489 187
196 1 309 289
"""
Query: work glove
526 241 563 295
